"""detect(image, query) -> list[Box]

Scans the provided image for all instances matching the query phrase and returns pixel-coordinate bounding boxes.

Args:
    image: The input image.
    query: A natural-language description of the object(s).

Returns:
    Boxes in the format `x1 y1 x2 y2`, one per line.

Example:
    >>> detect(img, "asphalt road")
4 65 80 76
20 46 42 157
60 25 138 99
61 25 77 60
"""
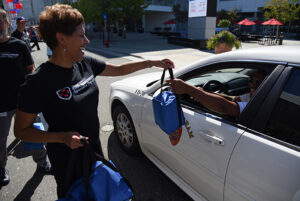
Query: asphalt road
1 42 193 201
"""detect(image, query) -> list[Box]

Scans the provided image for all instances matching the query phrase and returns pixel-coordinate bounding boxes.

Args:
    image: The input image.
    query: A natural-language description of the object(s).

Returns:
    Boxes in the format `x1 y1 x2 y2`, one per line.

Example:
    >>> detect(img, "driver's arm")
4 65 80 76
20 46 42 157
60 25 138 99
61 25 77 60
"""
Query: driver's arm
166 79 240 117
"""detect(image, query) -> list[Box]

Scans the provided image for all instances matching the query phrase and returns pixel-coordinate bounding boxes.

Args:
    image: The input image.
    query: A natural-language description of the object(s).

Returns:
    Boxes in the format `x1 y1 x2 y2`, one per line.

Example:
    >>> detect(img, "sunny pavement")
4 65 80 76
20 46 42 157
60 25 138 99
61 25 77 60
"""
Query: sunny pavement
87 32 300 69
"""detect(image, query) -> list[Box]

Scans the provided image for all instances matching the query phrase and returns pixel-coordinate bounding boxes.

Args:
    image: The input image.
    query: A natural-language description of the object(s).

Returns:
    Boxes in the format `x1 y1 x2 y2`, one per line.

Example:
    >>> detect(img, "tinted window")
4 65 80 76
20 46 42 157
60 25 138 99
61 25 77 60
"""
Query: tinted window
265 68 300 147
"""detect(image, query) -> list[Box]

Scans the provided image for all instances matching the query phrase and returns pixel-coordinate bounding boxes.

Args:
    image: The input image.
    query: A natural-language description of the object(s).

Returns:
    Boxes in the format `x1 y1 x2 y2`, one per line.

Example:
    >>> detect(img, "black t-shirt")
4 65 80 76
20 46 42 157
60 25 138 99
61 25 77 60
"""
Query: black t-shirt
11 29 23 40
11 29 31 51
0 37 34 112
18 56 106 144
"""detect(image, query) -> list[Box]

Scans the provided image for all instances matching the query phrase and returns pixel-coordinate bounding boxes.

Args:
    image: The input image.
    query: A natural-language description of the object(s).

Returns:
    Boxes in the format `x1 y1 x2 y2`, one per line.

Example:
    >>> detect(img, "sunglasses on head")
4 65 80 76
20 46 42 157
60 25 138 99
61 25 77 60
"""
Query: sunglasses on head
249 78 262 85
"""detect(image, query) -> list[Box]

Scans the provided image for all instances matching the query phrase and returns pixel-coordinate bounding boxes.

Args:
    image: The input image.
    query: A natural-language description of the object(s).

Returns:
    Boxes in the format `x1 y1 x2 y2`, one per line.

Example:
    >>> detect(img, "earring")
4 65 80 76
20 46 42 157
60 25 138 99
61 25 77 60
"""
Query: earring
63 47 66 52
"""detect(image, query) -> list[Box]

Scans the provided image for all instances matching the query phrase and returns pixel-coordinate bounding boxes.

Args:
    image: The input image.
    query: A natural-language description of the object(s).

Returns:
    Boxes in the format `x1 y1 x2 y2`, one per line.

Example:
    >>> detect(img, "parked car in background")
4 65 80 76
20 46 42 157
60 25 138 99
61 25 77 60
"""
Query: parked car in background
109 46 300 201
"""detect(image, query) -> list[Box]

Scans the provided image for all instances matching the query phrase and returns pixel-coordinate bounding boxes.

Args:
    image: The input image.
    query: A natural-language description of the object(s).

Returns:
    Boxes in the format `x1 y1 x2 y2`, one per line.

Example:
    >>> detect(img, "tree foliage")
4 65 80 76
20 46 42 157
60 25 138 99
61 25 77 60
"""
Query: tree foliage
217 8 240 22
218 19 231 28
264 0 300 24
71 0 148 27
207 30 241 50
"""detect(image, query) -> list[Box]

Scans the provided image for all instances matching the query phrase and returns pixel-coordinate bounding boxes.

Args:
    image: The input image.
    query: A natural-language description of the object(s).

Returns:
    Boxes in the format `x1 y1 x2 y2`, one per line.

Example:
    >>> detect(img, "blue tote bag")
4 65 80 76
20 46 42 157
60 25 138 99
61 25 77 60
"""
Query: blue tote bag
24 122 45 150
57 138 134 201
152 68 185 145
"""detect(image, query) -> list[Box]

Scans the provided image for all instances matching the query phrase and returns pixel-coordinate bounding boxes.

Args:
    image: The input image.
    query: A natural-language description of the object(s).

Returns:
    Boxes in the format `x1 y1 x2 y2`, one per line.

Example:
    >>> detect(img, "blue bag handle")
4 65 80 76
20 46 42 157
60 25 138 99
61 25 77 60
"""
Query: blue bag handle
159 68 183 130
80 138 134 201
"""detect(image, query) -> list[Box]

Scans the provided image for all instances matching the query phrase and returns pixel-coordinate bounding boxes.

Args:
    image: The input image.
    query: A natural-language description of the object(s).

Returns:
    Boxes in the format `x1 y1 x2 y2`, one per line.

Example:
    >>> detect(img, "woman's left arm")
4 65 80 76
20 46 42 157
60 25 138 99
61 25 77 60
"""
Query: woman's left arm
100 59 174 76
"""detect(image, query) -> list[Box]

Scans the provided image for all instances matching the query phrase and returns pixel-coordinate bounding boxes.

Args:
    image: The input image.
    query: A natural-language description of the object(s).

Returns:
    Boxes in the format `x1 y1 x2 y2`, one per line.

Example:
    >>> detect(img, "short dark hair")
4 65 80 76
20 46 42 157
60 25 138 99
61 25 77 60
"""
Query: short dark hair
39 4 84 50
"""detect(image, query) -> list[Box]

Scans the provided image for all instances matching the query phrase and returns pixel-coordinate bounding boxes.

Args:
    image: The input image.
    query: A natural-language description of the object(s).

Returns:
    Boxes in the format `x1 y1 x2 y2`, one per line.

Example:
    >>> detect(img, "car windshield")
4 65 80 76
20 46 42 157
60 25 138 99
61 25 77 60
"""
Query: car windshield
185 68 251 97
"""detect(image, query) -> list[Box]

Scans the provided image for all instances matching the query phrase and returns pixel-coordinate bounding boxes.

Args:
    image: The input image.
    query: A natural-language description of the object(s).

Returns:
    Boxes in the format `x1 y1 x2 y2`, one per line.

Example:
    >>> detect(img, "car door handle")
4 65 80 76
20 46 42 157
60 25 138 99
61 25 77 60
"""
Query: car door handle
199 130 224 146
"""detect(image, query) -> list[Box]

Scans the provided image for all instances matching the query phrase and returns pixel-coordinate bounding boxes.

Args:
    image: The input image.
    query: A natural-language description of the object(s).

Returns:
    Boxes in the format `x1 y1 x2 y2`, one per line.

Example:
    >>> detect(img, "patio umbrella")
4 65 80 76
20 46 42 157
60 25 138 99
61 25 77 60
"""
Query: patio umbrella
262 18 283 26
163 19 176 25
237 18 256 26
262 18 283 39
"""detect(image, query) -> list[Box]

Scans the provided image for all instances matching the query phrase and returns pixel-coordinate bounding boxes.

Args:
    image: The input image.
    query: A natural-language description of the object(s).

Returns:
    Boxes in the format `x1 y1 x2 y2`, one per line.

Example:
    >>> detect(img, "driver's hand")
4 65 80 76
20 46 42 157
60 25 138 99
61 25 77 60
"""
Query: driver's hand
165 79 187 94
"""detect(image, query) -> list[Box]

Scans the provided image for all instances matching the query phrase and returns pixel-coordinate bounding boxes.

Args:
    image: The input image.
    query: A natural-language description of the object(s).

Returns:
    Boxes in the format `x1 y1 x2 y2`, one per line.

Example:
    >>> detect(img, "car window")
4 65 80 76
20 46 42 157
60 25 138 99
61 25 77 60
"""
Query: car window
264 68 300 147
180 67 252 114
185 68 250 96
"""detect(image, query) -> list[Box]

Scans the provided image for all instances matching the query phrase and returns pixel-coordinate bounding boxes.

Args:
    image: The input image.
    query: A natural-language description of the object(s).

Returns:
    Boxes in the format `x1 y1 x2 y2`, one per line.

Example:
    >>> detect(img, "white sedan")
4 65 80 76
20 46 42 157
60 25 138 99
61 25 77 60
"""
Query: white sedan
109 46 300 201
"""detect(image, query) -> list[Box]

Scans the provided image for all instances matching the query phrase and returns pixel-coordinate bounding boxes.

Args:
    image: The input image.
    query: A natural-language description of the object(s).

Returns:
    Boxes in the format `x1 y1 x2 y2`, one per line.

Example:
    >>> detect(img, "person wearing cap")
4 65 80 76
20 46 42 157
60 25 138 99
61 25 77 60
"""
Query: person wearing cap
11 16 31 51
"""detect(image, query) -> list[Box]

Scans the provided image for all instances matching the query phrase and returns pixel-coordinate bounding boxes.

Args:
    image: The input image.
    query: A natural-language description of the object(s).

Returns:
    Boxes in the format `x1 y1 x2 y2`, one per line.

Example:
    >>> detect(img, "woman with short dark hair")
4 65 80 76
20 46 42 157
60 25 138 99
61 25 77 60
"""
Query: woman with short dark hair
14 4 174 198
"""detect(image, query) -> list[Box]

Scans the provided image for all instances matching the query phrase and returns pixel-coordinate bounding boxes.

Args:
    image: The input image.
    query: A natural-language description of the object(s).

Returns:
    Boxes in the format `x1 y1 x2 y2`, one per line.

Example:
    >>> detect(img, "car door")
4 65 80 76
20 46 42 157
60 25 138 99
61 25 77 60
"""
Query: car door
140 63 258 201
224 66 300 201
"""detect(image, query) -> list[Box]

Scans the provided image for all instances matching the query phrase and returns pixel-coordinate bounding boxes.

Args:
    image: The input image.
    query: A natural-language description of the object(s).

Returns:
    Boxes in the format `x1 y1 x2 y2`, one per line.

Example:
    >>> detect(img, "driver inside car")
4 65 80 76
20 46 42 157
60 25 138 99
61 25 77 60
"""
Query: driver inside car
165 69 266 117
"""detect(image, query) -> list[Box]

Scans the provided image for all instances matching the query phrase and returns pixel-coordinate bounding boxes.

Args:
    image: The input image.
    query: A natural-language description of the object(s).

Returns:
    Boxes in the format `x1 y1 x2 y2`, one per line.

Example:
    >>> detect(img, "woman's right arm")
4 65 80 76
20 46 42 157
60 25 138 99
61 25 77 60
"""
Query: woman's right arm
14 110 85 149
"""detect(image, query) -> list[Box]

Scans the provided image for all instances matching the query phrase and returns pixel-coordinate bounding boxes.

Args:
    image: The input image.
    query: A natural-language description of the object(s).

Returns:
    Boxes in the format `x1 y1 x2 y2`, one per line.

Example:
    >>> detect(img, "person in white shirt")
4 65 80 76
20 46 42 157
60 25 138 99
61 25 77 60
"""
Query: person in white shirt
166 69 266 117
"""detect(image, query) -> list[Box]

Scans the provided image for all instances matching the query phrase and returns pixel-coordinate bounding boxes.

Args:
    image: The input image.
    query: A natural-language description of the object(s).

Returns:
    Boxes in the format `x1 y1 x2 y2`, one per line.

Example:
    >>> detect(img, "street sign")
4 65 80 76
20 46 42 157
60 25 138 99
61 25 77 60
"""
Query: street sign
103 13 107 20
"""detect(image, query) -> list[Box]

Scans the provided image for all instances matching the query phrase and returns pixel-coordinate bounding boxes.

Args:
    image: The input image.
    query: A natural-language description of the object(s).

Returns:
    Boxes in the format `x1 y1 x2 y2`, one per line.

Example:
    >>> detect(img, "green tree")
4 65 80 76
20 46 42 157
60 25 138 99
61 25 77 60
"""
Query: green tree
71 0 103 24
72 0 147 31
109 0 148 30
264 0 300 25
217 8 240 23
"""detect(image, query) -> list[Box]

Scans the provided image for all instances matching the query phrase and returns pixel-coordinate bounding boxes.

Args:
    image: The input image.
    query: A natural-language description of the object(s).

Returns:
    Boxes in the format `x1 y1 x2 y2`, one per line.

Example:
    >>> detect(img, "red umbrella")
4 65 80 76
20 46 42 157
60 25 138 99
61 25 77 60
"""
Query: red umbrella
262 19 283 39
163 19 176 25
237 18 256 26
262 18 283 25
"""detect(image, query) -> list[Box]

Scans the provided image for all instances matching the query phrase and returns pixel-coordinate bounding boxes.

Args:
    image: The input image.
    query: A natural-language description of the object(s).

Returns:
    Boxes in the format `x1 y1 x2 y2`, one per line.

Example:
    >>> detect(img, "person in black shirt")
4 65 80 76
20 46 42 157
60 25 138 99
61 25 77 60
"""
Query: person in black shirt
0 9 52 188
14 4 174 198
11 16 31 51
0 9 35 187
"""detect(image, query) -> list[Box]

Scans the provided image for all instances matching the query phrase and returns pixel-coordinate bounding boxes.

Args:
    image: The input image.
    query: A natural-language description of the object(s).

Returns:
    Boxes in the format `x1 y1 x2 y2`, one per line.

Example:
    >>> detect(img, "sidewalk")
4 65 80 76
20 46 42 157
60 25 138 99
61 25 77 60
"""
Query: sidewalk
87 32 213 68
87 32 300 68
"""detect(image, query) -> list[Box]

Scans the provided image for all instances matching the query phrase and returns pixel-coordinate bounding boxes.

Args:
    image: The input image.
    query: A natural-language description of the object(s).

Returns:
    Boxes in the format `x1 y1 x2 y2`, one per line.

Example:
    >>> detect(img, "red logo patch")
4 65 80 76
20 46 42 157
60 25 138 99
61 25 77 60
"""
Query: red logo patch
56 87 72 100
168 127 182 146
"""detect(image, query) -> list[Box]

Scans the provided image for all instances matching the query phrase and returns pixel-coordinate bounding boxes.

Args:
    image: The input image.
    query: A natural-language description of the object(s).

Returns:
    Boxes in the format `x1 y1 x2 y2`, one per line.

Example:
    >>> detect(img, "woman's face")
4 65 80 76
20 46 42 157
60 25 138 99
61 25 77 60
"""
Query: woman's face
65 24 89 62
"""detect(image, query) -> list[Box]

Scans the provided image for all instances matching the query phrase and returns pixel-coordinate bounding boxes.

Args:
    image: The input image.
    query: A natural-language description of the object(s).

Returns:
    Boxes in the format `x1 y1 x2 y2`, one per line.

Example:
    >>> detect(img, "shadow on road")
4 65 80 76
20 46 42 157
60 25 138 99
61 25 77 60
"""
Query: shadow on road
107 131 193 201
5 139 47 200
13 169 45 201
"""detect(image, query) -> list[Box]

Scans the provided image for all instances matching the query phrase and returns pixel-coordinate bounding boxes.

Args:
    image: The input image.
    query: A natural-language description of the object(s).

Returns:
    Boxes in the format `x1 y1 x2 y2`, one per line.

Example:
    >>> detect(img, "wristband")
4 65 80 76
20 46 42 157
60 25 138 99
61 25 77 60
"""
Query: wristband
146 60 152 68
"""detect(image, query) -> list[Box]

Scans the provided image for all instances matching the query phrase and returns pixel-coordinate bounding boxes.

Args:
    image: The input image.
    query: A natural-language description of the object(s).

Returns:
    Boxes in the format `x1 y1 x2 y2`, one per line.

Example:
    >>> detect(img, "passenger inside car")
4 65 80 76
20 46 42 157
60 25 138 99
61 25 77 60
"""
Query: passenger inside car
166 69 267 117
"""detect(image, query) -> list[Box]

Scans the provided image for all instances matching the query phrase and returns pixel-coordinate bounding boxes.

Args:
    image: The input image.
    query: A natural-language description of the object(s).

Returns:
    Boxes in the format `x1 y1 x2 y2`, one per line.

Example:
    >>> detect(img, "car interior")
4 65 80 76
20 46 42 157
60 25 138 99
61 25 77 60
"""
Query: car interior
165 62 276 121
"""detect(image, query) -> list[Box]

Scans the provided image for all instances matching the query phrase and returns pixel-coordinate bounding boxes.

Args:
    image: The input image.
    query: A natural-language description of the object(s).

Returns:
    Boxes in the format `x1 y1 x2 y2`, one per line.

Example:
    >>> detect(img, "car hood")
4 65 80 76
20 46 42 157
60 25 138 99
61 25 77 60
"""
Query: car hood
111 71 163 90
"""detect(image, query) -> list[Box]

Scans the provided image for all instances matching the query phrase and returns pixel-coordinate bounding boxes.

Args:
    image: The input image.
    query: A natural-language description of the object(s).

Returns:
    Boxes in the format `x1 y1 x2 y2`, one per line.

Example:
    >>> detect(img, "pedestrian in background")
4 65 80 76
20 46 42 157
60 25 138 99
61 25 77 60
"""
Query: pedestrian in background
14 4 174 199
11 16 31 52
0 9 35 187
30 26 40 51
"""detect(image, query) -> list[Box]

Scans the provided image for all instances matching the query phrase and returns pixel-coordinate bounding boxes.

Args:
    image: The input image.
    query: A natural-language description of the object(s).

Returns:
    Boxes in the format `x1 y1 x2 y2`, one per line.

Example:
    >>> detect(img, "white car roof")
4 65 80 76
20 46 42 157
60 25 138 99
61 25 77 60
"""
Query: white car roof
176 45 300 76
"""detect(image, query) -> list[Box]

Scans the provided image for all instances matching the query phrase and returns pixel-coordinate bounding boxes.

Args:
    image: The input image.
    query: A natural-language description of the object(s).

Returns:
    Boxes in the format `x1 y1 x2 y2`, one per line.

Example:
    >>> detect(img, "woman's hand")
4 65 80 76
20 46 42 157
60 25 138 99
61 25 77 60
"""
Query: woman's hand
152 59 175 70
62 132 88 149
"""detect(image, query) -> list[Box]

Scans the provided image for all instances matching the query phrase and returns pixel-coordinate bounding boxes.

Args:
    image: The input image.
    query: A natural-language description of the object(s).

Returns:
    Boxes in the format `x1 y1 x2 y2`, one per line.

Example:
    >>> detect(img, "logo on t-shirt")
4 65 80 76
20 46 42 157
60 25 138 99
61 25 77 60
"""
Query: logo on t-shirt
56 87 72 100
72 75 95 95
